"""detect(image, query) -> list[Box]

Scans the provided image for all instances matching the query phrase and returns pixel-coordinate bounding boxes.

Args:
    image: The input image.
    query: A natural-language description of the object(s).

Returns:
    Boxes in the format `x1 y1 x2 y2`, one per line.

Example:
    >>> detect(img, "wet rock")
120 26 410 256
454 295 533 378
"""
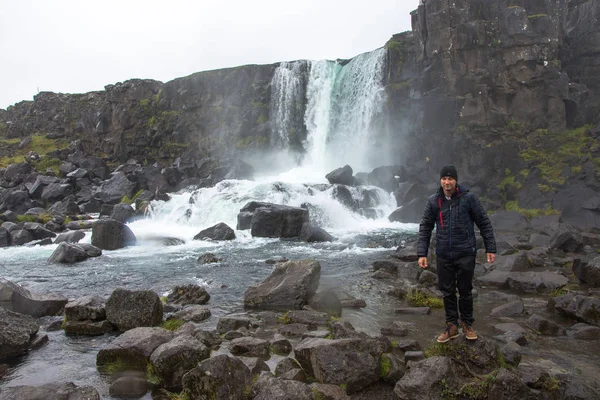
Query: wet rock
181 354 252 400
295 337 379 393
280 323 308 337
193 329 222 349
395 307 430 315
197 252 221 264
22 222 56 240
109 376 149 399
96 327 173 369
150 334 210 391
47 242 100 263
54 230 85 244
110 203 135 223
216 316 250 334
237 356 270 375
308 290 341 317
230 337 270 358
372 259 402 274
573 255 600 287
549 293 600 327
394 356 457 400
244 260 320 310
94 171 137 204
499 341 522 367
506 271 568 293
381 352 407 384
270 334 292 355
0 277 68 317
274 357 303 377
0 382 101 400
167 284 210 305
487 368 533 400
170 306 211 323
527 314 566 336
193 222 235 241
251 372 315 400
286 310 329 328
242 202 309 238
567 323 600 340
91 218 137 250
64 320 115 336
490 300 524 317
493 322 527 335
325 165 354 186
105 288 163 331
0 307 39 361
299 222 333 242
380 321 412 337
64 295 106 321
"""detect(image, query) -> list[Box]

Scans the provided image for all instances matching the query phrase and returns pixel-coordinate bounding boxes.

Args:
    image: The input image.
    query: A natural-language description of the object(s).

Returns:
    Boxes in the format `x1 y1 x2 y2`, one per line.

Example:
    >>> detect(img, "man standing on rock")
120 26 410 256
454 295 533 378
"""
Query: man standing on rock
417 165 496 343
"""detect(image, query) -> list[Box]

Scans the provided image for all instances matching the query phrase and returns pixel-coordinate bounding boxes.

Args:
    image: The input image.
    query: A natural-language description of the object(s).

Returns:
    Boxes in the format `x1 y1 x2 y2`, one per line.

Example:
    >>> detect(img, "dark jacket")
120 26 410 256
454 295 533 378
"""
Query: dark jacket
417 183 496 259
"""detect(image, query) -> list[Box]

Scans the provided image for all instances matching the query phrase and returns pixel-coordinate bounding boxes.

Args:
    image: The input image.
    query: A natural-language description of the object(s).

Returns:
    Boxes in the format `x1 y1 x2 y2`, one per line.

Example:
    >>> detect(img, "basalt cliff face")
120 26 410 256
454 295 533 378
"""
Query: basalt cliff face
1 0 600 221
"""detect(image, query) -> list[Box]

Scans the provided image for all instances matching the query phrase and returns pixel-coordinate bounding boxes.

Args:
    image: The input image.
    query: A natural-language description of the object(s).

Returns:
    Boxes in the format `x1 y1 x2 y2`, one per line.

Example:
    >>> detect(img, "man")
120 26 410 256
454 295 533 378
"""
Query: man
417 165 496 343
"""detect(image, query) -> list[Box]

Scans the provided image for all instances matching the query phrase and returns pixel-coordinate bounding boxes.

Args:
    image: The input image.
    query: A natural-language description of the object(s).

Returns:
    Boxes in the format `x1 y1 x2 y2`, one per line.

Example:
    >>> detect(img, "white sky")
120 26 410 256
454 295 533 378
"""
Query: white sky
0 0 419 109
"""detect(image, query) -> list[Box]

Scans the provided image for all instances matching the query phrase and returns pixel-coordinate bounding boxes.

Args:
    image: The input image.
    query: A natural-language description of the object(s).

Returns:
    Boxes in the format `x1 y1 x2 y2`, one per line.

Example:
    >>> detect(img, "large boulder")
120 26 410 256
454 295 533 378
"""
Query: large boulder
96 327 174 370
166 284 210 305
388 196 429 223
294 337 379 393
0 278 68 317
181 354 252 399
0 382 100 400
105 288 163 331
299 223 334 242
0 307 40 361
110 203 136 223
394 356 457 400
47 242 102 264
150 334 210 391
572 256 600 287
93 171 137 204
193 222 235 241
237 201 309 238
91 218 137 250
0 190 32 214
325 165 355 186
549 293 600 327
244 259 320 310
54 230 85 244
64 295 106 322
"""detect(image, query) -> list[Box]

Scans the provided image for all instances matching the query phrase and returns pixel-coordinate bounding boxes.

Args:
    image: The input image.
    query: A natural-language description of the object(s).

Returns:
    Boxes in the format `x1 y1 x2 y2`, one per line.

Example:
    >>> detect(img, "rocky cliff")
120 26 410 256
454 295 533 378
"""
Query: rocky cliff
1 0 600 226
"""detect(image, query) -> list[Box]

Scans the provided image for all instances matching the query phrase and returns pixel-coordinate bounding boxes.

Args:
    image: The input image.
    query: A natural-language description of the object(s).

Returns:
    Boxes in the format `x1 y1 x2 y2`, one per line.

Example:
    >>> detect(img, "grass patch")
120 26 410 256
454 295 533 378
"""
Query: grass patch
32 156 62 175
505 201 559 219
380 355 392 378
121 189 144 204
0 133 68 169
528 13 549 19
146 362 162 385
549 287 568 297
405 288 444 308
98 358 132 375
162 318 185 331
277 312 291 325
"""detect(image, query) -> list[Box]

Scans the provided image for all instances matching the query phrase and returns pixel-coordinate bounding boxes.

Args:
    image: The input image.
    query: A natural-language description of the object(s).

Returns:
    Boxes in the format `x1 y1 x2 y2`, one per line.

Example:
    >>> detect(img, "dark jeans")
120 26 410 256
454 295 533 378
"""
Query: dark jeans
436 254 476 326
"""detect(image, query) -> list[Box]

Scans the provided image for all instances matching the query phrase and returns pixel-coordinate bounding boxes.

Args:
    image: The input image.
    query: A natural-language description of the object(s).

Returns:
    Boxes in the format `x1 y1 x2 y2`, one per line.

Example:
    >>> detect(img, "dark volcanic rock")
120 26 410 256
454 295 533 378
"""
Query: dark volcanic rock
193 222 235 241
91 218 137 250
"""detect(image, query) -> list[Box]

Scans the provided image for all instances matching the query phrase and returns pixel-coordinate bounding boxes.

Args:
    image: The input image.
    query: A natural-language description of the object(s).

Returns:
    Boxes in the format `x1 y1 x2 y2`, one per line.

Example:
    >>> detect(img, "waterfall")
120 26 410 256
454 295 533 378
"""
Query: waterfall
270 61 308 149
270 48 387 172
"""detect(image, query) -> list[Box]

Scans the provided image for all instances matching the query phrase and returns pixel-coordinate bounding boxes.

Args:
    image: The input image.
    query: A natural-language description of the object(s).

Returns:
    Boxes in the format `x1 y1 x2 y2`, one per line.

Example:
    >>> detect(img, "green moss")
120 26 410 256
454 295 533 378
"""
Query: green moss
256 113 268 124
121 189 144 205
572 165 582 174
505 201 559 219
311 387 325 400
390 340 399 348
0 121 8 133
146 362 162 385
380 355 392 378
549 288 568 297
0 134 68 168
528 13 549 19
498 174 523 191
277 312 291 325
162 318 185 331
32 156 62 175
540 375 560 392
440 378 457 400
0 136 18 145
339 383 348 392
406 288 444 308
235 135 269 150
507 119 523 130
390 80 411 91
160 295 168 304
385 40 404 53
98 358 132 375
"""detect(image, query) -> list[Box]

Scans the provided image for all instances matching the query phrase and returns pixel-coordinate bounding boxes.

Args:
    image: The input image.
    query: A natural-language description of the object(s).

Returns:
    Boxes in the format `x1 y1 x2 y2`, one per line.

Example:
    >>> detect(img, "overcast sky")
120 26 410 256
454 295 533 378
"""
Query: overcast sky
0 0 419 109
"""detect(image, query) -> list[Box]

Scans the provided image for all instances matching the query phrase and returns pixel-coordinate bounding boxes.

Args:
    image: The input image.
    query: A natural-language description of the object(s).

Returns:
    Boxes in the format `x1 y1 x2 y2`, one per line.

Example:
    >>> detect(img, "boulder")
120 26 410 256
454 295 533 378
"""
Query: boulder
109 377 149 399
244 259 320 310
181 354 252 400
245 202 309 238
549 224 584 253
299 223 334 242
64 295 106 321
490 300 524 317
216 316 250 334
64 320 115 336
193 222 235 241
0 277 68 317
47 242 101 264
198 252 221 264
96 327 173 370
295 337 379 393
93 171 137 204
170 306 211 323
573 256 600 287
0 190 32 214
150 334 210 391
308 290 342 317
230 337 270 358
527 314 566 336
41 183 74 203
22 222 56 240
9 229 34 246
388 195 429 223
0 307 40 361
54 230 85 244
549 293 600 327
110 203 136 223
489 211 528 232
166 284 210 305
105 288 163 331
331 185 357 210
91 218 137 250
0 382 100 400
506 271 568 293
325 165 354 186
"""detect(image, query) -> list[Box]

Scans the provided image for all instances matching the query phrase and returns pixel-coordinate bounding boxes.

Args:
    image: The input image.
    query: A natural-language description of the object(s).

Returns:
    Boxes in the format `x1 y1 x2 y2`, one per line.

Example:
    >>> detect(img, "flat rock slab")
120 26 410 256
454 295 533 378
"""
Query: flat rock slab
395 307 431 315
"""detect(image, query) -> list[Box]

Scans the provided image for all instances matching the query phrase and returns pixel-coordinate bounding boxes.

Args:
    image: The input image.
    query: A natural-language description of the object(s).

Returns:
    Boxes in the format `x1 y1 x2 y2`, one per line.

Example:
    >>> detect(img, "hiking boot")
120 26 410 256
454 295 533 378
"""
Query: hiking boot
437 323 459 343
461 322 478 340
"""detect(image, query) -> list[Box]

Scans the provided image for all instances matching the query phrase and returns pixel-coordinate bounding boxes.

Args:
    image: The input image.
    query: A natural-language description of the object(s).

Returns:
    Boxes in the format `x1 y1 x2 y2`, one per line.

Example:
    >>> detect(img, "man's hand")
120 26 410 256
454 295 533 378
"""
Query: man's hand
418 257 428 269
487 253 496 263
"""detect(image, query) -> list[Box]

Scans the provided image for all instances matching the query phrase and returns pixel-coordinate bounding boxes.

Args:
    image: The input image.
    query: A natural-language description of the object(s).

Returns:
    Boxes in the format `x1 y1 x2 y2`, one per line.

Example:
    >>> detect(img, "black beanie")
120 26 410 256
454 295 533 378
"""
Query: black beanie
440 165 458 181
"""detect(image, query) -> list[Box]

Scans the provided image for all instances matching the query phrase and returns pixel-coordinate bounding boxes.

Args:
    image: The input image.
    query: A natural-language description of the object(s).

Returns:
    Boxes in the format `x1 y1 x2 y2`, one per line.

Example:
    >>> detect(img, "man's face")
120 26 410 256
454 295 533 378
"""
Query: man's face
441 176 457 193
